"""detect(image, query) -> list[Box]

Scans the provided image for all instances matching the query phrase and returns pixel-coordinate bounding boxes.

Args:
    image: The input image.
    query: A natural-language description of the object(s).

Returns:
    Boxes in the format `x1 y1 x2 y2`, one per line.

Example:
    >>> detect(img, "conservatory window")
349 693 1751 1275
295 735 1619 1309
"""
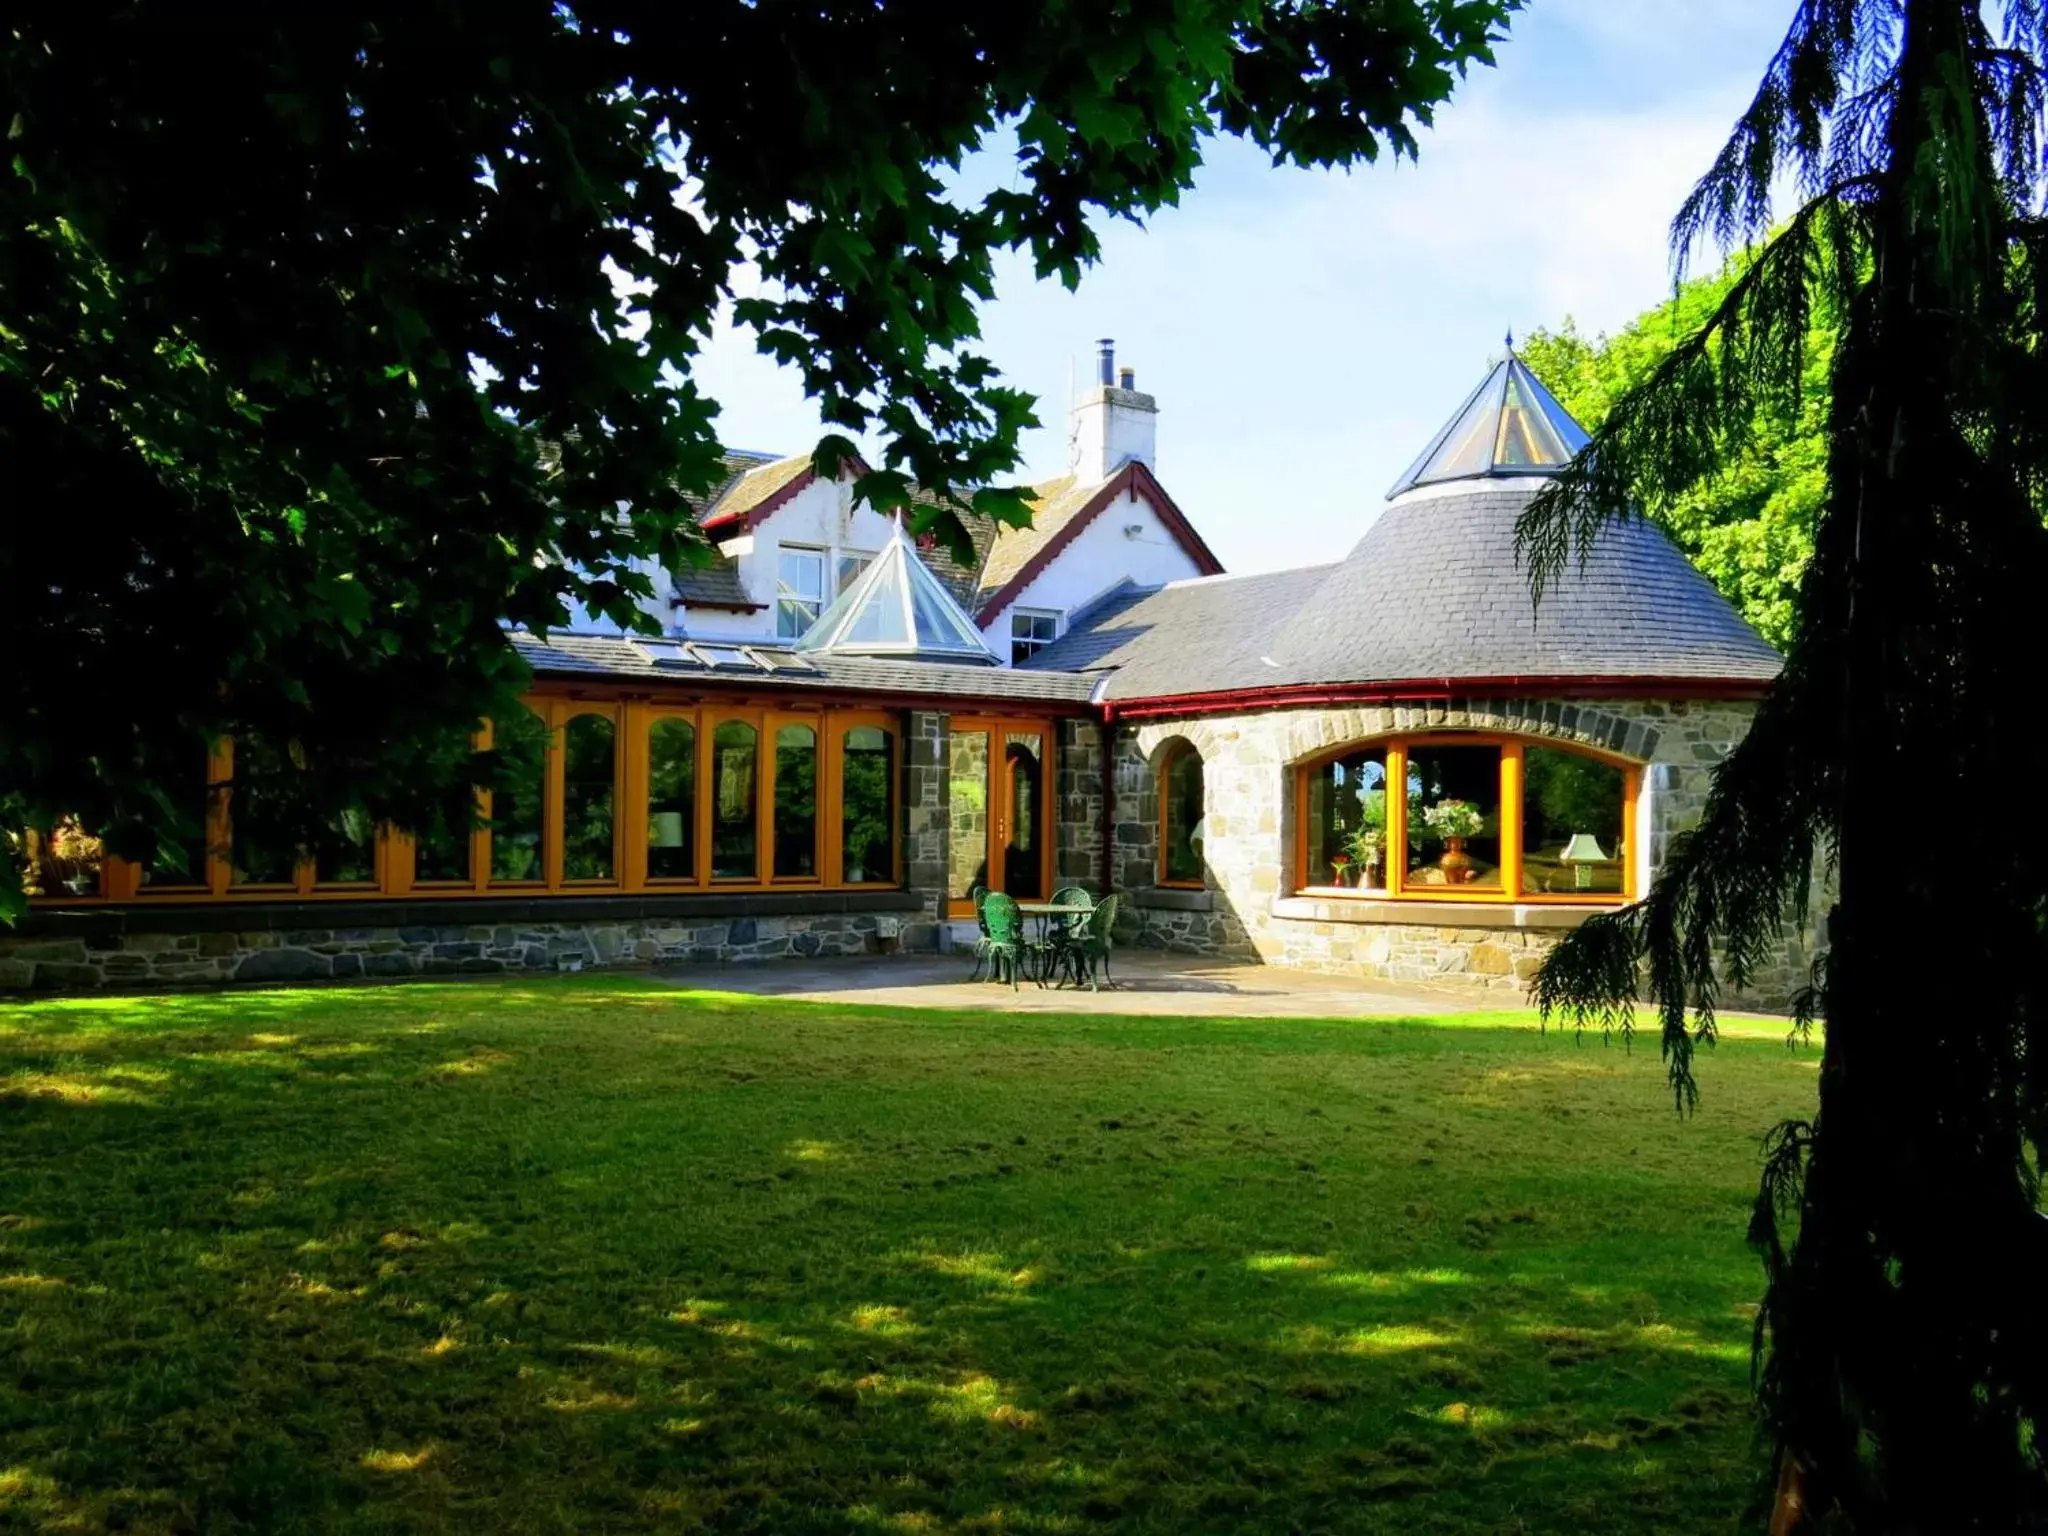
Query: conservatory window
840 725 894 885
646 716 696 881
1159 743 1207 886
414 782 478 884
772 722 819 879
711 719 760 879
489 708 549 884
229 732 300 888
561 713 618 881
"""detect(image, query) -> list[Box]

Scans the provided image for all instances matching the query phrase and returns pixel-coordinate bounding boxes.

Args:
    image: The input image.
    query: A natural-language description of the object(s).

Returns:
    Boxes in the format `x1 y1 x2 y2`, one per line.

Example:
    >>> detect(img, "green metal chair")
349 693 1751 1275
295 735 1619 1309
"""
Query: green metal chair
965 885 994 980
1039 885 1094 986
980 892 1025 988
1069 892 1121 991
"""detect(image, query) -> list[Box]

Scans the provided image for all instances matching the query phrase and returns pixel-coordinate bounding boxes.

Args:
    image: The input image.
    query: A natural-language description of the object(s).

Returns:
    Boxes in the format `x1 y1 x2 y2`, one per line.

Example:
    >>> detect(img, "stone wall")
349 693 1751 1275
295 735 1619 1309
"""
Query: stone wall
0 910 907 993
1055 720 1107 890
902 710 950 946
1110 696 1823 1010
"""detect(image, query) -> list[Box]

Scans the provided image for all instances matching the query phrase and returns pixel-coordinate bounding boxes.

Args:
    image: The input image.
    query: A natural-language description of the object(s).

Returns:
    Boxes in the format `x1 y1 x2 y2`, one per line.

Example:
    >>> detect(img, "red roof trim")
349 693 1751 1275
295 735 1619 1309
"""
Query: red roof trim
973 461 1226 627
1100 674 1773 721
697 450 877 538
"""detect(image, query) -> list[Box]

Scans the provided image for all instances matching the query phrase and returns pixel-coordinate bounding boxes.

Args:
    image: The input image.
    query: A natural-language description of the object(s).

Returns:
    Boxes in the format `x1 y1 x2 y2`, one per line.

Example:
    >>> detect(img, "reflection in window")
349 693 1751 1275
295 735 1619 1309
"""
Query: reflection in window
647 718 696 880
1405 744 1503 889
144 752 214 888
316 805 378 885
772 723 818 878
841 726 893 884
490 708 548 883
836 551 873 595
1305 748 1390 891
948 729 989 901
562 714 616 880
1161 744 1206 885
414 783 477 883
231 733 299 886
1522 746 1626 895
777 547 826 637
1004 734 1045 900
712 720 758 878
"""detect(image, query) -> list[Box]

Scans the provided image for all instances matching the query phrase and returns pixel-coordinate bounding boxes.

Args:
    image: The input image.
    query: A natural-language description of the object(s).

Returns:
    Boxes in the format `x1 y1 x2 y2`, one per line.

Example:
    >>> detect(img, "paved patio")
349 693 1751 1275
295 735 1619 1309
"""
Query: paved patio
653 947 1513 1017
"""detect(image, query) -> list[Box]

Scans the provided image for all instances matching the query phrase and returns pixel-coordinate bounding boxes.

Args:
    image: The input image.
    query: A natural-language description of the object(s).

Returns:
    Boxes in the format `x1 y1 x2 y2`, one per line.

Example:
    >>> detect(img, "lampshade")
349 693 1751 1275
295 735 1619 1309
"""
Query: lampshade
1560 833 1608 863
651 811 686 849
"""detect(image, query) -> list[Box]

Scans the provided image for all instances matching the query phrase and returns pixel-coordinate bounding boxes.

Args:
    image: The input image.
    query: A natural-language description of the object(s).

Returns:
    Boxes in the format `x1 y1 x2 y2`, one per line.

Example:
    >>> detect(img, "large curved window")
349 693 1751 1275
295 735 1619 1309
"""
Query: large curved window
711 720 759 880
1159 743 1206 886
1295 735 1634 903
773 723 819 879
647 717 696 881
562 714 617 881
841 726 894 884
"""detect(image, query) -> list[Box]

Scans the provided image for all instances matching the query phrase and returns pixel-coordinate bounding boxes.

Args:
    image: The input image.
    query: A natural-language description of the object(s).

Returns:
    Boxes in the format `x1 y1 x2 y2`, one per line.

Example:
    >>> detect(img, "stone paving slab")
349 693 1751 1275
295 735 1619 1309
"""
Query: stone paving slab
652 949 1494 1018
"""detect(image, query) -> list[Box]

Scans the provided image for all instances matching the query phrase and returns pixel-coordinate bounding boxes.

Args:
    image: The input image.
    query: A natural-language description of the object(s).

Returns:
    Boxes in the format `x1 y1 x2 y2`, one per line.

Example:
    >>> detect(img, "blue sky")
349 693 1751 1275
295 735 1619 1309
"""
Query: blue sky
687 2 1794 574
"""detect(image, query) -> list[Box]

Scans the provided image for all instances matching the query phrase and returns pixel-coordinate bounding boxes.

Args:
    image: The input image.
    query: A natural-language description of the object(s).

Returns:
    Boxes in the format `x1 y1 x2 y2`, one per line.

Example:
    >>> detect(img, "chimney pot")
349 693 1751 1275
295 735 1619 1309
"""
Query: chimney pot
1118 367 1135 390
1096 338 1115 387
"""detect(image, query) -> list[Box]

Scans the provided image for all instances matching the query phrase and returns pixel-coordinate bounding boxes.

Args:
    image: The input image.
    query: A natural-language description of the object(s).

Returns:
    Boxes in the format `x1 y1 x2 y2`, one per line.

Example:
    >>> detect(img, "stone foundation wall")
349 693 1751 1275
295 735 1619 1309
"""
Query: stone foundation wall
1111 697 1824 1011
0 911 906 993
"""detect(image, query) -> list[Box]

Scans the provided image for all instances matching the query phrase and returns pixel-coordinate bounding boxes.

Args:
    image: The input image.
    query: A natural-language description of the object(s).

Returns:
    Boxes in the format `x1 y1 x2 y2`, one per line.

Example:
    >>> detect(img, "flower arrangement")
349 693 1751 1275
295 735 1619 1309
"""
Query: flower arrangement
49 821 103 896
1327 853 1353 883
1421 799 1484 840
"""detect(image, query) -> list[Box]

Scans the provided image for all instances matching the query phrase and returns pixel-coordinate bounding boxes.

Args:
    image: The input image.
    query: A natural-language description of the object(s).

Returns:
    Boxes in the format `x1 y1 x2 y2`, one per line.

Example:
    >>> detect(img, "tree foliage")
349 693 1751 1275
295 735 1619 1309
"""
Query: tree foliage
1518 2 2048 1528
1520 256 1835 650
0 0 1518 917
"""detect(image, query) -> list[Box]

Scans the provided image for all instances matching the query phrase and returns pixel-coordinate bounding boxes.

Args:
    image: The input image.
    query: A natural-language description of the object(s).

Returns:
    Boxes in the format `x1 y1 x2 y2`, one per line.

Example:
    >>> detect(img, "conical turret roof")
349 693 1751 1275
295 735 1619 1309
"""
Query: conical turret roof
1386 347 1591 499
796 521 1000 664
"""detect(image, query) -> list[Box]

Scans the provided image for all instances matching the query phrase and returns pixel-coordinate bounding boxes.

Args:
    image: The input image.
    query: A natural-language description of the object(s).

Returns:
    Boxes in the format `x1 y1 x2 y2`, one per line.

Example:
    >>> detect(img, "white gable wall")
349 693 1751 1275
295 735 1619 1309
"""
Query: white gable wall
978 486 1208 663
683 474 903 643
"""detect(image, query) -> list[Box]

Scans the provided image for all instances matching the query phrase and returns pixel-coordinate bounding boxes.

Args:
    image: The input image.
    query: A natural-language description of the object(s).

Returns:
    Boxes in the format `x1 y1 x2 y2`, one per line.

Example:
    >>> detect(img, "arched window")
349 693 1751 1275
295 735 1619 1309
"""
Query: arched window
840 725 894 884
561 713 618 881
647 716 696 881
711 719 759 880
489 707 549 884
772 722 819 879
1158 742 1206 887
1295 735 1634 903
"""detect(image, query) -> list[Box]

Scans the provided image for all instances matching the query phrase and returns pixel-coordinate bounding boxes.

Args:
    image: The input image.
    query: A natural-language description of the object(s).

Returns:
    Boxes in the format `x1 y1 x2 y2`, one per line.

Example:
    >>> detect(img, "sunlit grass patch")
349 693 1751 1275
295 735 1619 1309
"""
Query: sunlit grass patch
0 973 1819 1533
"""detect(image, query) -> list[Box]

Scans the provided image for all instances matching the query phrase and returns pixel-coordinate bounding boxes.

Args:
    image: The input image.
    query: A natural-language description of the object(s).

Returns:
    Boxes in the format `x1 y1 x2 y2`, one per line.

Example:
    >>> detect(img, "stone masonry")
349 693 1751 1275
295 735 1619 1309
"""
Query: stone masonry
1111 696 1823 1010
0 912 903 992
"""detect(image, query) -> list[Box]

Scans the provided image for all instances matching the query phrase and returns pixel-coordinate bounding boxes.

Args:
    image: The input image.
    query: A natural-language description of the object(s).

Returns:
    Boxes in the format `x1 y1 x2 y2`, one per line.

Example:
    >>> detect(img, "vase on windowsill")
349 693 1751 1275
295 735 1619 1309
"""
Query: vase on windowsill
1440 836 1475 884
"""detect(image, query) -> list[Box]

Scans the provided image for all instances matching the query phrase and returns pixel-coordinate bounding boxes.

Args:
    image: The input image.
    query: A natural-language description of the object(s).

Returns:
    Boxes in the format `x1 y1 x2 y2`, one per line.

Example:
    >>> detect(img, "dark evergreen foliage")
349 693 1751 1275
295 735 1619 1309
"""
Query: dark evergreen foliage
1518 2 2048 1527
0 1 1517 916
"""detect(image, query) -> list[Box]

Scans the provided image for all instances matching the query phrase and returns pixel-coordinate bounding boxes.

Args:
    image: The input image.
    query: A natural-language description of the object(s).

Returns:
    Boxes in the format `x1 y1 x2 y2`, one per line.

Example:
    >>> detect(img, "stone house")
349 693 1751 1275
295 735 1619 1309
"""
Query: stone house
6 345 1811 1004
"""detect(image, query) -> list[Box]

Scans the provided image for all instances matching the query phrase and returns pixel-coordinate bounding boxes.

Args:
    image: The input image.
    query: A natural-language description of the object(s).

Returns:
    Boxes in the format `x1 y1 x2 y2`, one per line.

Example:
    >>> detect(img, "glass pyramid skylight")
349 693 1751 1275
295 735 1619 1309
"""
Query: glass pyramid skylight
1386 349 1592 500
796 523 1000 665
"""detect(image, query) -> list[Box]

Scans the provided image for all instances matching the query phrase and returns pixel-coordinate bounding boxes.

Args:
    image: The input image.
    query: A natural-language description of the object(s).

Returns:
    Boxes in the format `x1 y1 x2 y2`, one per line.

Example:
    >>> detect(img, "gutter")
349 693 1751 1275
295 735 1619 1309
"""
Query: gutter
1098 672 1774 722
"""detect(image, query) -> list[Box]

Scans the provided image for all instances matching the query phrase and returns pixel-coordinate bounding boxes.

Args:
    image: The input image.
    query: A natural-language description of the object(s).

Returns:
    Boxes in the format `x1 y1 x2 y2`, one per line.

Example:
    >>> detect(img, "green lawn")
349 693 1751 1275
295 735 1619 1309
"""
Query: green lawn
0 976 1815 1534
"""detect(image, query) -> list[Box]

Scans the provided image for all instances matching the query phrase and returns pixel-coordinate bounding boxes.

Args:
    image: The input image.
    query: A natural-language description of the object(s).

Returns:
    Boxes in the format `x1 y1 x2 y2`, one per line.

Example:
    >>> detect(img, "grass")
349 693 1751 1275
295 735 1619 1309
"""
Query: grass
0 974 1817 1533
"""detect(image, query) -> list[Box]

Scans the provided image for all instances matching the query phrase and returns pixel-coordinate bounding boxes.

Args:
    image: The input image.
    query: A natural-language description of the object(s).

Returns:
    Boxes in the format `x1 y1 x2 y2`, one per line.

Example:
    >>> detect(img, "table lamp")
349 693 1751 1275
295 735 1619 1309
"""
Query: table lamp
1560 832 1608 889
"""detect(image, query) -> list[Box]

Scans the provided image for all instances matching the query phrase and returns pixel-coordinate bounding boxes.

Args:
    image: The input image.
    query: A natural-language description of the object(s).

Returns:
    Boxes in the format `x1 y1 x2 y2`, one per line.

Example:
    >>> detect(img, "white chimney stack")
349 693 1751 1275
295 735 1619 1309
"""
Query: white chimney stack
1068 337 1157 482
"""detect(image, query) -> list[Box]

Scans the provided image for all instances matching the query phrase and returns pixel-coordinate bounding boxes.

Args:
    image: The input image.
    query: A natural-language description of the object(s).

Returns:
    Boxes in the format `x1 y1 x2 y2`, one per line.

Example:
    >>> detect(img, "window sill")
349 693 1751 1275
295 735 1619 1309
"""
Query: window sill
1271 896 1618 929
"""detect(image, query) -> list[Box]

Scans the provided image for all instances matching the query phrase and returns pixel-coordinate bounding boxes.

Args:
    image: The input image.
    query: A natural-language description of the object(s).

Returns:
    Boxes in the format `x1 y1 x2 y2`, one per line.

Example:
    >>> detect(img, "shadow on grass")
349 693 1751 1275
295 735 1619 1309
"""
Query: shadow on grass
0 975 1809 1533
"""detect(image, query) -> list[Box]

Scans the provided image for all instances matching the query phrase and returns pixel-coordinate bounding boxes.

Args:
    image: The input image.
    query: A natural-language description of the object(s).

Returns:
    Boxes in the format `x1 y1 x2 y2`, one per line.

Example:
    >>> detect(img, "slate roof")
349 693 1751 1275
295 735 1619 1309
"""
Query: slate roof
1019 566 1338 697
1257 481 1780 686
511 631 1097 705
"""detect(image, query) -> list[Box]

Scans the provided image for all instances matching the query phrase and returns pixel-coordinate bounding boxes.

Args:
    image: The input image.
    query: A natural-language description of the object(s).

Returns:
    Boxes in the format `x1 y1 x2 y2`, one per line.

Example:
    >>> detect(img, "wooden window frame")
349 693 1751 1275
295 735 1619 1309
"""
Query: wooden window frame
828 711 901 889
1156 741 1206 890
56 693 914 907
555 703 624 890
1291 733 1639 906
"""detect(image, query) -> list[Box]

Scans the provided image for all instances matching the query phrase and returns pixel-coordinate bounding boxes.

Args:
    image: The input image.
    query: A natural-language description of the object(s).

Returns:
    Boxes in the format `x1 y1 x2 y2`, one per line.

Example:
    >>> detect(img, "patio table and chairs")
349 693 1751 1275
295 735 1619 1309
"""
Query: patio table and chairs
966 886 1120 991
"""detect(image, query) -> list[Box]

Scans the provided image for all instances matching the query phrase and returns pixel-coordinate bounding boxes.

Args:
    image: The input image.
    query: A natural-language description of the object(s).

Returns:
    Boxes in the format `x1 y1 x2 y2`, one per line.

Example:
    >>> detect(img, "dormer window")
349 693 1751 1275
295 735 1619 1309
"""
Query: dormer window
1010 609 1060 665
776 547 827 638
